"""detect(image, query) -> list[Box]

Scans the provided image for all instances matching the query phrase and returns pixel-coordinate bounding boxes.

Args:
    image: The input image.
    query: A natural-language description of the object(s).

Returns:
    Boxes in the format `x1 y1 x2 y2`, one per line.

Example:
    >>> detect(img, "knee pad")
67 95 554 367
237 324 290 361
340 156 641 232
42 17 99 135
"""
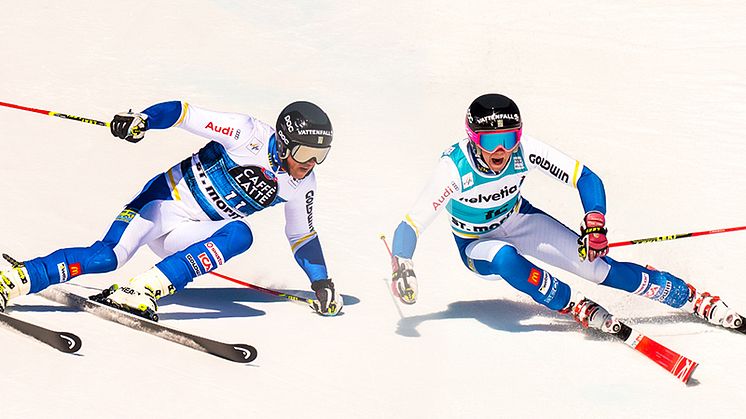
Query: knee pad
462 240 513 276
215 222 253 255
489 245 520 275
155 223 253 291
84 241 119 273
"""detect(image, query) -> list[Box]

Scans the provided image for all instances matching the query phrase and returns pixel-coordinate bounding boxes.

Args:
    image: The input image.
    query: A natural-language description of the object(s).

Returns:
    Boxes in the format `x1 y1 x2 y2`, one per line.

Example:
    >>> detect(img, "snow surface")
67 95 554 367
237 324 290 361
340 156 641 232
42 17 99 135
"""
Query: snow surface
2 1 746 418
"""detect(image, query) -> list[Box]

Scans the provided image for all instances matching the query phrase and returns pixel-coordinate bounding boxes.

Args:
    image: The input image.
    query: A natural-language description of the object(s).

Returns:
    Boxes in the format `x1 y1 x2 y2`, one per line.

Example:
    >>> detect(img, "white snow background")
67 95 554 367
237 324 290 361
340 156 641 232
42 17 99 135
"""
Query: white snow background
1 1 745 418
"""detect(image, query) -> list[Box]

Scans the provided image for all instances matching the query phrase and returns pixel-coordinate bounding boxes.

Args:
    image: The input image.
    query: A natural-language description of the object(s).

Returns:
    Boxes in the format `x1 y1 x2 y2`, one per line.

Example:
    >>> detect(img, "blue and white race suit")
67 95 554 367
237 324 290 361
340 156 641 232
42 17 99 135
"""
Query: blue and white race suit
392 136 691 310
23 101 329 293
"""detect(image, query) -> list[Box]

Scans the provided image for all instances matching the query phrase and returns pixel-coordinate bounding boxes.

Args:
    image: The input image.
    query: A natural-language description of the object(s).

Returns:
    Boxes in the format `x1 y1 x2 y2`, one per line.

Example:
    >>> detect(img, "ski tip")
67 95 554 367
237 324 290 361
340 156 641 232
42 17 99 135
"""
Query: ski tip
58 332 83 353
672 356 699 385
681 362 699 386
232 344 258 363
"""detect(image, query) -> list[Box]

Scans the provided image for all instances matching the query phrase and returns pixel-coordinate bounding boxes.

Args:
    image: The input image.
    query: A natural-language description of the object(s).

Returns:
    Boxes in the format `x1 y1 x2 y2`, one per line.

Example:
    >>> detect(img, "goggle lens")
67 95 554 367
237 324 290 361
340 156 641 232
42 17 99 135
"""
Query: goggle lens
291 145 330 164
478 131 520 152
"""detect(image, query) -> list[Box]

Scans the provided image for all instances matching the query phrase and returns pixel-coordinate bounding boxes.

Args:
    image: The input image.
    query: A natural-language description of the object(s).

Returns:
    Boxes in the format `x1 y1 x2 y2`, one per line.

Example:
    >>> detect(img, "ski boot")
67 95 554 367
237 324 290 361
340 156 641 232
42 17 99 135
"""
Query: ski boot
640 265 745 333
90 268 174 322
561 292 621 334
683 283 745 333
0 255 31 312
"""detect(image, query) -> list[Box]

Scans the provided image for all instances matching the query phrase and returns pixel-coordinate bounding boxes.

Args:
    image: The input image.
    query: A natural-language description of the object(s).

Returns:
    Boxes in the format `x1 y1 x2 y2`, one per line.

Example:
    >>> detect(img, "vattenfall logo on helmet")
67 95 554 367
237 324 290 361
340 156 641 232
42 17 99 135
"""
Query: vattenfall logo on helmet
474 113 520 125
297 129 333 136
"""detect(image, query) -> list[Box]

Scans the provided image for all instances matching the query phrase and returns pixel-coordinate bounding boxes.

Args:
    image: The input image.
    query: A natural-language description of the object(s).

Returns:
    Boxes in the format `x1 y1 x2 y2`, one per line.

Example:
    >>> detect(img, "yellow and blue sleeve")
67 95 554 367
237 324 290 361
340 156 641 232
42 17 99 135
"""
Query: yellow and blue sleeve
141 101 188 129
291 234 328 282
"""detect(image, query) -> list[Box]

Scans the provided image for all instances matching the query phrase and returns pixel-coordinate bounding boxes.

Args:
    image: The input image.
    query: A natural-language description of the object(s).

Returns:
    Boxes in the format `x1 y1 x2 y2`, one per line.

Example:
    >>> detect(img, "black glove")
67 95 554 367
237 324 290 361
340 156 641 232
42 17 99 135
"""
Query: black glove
311 279 343 316
110 110 148 143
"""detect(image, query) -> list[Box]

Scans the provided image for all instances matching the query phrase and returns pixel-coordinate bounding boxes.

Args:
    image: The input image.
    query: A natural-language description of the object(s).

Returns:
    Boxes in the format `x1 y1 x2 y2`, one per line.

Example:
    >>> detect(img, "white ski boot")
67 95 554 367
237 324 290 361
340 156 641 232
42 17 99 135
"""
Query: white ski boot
91 268 174 321
683 284 743 330
0 263 31 312
561 291 621 334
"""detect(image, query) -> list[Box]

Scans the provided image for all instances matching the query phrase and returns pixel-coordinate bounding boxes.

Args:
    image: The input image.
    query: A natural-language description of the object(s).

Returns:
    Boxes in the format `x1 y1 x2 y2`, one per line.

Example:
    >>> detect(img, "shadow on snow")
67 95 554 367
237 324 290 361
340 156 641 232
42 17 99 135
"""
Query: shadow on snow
396 298 705 339
11 284 359 321
161 287 360 320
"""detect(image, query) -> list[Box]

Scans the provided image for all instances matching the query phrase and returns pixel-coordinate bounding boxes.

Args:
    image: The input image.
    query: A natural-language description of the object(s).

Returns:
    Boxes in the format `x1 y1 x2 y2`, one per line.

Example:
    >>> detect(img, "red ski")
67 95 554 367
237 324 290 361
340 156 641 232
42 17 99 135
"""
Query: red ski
616 322 698 384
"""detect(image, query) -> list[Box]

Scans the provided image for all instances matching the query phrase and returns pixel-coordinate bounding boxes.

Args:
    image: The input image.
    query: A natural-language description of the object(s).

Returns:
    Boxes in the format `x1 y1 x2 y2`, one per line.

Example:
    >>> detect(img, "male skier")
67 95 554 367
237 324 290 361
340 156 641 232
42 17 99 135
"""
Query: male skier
1 100 343 318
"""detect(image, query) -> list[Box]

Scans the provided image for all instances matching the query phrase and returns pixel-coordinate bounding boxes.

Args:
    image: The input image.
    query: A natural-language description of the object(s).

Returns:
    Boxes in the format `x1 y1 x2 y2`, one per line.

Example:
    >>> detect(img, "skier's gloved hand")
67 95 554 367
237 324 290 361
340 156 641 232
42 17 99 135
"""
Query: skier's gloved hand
392 256 418 304
311 278 343 316
578 211 609 262
110 110 148 143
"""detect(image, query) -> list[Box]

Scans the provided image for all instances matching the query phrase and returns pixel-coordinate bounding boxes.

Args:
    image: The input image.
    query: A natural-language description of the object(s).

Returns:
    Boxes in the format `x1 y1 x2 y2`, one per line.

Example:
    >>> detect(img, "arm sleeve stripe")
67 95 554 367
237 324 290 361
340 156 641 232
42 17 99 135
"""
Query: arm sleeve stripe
405 214 420 237
290 232 318 252
454 231 480 239
166 168 181 201
572 160 581 188
175 102 189 127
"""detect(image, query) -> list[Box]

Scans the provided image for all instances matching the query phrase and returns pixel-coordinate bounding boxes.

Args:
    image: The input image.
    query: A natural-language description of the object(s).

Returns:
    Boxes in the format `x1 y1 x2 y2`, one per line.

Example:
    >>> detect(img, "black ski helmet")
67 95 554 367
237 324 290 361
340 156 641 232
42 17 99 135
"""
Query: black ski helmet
275 101 333 163
465 94 522 138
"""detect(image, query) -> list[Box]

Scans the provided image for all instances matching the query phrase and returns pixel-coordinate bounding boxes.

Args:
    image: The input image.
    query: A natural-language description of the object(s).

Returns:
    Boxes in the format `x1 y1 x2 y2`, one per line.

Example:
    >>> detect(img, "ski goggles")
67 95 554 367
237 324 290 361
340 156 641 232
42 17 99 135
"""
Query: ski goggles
466 125 523 153
290 144 331 164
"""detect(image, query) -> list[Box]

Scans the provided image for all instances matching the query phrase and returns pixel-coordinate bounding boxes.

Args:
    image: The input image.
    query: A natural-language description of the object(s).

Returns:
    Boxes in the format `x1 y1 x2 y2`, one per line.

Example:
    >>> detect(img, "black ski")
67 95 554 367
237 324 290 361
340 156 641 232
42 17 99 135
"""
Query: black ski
0 311 82 353
39 288 257 363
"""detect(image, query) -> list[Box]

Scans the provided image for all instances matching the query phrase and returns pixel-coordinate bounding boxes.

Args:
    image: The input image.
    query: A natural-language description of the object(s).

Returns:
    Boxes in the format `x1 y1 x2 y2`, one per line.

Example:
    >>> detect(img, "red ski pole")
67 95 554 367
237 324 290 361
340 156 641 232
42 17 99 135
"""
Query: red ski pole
0 100 109 127
208 271 316 309
379 234 398 271
610 225 746 248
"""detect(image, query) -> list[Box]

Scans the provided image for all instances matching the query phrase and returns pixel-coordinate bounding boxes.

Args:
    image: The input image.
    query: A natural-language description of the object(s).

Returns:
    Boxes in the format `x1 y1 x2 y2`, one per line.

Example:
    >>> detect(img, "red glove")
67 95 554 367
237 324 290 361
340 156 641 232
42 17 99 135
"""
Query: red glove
578 211 609 262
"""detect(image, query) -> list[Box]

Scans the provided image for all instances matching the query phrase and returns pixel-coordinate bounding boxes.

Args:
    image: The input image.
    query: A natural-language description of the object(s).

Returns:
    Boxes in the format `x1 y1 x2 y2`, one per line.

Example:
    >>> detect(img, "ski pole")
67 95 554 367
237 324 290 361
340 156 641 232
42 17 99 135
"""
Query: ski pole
610 225 746 248
0 100 109 127
208 271 316 309
379 234 408 316
379 234 398 271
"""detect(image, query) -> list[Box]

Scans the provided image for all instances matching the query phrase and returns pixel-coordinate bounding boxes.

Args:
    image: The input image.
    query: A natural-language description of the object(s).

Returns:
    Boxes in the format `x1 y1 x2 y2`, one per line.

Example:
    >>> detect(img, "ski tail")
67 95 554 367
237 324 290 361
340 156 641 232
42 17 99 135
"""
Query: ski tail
0 312 82 353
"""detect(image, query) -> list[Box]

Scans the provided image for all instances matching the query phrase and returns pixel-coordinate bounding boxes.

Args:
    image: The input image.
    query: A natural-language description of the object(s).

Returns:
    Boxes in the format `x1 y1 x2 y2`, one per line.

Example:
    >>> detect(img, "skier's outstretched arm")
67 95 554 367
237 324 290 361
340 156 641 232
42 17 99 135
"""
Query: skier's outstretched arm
109 101 255 150
390 155 461 304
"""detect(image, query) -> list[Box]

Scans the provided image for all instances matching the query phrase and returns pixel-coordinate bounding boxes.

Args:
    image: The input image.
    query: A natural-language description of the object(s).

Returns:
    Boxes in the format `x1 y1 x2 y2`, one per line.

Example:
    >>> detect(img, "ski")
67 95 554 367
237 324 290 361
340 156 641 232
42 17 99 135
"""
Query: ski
613 321 697 384
39 288 257 364
0 311 82 353
728 311 746 334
